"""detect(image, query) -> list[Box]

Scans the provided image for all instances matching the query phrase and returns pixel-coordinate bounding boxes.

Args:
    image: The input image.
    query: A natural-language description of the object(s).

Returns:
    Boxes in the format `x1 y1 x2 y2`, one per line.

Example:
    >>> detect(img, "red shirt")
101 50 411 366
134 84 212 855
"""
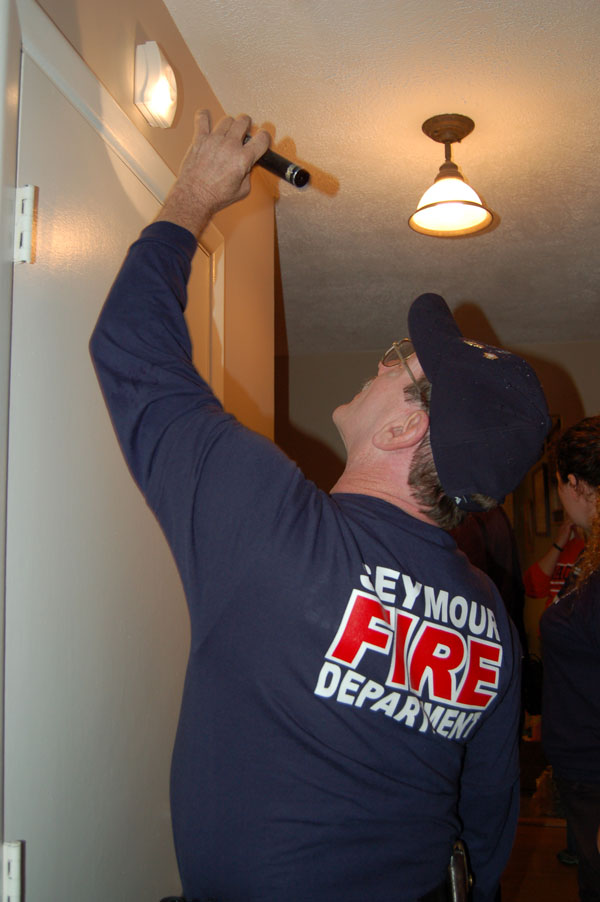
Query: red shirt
523 536 585 606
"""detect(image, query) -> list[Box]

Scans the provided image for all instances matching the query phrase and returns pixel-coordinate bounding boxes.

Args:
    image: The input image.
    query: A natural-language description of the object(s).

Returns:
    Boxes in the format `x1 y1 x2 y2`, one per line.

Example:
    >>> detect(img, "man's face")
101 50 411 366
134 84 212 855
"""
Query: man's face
332 352 425 455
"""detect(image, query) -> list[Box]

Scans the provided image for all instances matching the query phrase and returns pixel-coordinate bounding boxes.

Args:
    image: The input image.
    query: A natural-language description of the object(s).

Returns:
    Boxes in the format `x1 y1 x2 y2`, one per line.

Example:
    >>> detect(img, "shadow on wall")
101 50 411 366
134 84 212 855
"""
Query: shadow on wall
273 225 344 492
275 355 345 491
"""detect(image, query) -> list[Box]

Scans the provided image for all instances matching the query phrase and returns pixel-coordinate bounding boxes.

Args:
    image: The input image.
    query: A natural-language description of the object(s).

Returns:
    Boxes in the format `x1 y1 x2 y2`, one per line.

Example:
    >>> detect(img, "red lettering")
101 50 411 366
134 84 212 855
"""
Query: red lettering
327 591 392 668
456 638 501 707
387 610 419 689
409 624 466 701
328 591 503 710
457 636 502 708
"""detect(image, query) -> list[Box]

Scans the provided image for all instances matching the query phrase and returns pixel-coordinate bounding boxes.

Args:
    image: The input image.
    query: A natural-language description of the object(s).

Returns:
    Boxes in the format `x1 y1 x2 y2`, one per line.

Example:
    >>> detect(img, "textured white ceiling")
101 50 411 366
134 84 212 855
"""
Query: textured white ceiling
164 0 600 354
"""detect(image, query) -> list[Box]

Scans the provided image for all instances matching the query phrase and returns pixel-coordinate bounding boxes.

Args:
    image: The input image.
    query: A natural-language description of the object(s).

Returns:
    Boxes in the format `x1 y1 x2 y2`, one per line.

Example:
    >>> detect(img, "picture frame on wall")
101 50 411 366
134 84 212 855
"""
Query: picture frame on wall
532 463 550 536
549 468 564 524
546 414 562 448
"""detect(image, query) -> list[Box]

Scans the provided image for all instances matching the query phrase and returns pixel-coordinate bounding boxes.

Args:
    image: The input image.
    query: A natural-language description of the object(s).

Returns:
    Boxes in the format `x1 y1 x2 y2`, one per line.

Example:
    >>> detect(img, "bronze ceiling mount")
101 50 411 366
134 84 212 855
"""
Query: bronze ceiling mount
421 114 475 145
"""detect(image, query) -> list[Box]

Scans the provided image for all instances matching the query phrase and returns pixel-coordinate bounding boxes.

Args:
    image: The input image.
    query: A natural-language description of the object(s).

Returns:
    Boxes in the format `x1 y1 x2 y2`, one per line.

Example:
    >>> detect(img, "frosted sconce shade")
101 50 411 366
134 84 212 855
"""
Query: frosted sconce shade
134 41 177 128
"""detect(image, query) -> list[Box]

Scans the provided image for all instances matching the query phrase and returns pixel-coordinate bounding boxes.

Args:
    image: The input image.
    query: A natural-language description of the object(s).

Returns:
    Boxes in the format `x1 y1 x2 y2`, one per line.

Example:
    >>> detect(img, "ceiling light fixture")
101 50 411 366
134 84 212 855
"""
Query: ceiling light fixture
134 41 177 128
408 114 493 237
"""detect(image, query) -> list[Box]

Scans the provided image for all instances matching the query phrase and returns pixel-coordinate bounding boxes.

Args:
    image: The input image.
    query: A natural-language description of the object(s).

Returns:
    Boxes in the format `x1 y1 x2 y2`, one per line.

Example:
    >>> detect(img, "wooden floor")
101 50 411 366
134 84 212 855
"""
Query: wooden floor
501 819 579 901
500 740 579 901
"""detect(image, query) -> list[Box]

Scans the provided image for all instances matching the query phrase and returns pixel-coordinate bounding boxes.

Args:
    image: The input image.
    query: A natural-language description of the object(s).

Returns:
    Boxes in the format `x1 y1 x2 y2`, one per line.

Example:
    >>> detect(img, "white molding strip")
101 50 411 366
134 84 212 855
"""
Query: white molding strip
14 0 224 252
14 0 225 385
16 0 173 204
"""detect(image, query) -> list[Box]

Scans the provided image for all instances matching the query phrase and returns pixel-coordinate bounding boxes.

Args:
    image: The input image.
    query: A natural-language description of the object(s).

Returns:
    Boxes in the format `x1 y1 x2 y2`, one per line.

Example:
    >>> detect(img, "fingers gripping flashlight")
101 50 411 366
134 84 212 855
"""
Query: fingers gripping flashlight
244 136 310 188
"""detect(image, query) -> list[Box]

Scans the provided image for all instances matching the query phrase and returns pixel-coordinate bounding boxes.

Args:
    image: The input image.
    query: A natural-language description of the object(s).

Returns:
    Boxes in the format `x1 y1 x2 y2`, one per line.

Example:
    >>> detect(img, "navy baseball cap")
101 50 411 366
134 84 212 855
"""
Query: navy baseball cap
408 293 551 511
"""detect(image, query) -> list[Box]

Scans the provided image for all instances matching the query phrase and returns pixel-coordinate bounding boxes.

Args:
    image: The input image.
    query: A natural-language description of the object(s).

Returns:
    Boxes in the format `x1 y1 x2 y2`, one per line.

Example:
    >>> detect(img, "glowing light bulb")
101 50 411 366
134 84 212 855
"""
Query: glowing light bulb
134 42 177 128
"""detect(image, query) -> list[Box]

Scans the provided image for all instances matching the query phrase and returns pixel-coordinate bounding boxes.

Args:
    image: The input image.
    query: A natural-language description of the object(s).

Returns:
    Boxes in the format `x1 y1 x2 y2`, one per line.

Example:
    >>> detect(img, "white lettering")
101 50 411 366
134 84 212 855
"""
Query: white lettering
468 601 487 635
375 566 400 603
400 574 422 610
436 708 458 737
337 669 366 705
393 695 421 726
424 586 449 622
360 564 375 592
355 679 385 708
422 702 445 730
371 691 401 717
317 569 504 738
449 595 468 628
486 609 500 641
448 710 475 740
314 662 341 698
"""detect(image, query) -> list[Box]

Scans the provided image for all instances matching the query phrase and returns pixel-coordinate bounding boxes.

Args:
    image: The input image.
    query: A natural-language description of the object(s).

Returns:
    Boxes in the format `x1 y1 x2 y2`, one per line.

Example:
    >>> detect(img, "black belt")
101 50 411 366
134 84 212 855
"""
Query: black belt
163 895 447 902
163 889 449 902
163 869 458 902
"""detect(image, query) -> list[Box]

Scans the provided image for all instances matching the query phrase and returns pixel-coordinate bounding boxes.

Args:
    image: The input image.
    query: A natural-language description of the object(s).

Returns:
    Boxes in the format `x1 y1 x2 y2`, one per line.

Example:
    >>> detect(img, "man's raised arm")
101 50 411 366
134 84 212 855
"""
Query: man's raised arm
89 111 269 506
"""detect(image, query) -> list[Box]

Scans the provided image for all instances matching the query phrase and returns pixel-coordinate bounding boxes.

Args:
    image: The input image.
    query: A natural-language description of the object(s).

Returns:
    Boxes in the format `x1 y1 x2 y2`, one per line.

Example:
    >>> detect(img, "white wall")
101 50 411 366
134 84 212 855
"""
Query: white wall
0 0 23 850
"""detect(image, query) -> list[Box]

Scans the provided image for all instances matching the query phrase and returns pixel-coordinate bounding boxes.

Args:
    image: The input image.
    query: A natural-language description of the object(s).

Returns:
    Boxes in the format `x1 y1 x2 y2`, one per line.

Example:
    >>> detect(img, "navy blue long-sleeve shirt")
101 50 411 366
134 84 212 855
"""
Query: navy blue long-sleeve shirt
90 221 521 901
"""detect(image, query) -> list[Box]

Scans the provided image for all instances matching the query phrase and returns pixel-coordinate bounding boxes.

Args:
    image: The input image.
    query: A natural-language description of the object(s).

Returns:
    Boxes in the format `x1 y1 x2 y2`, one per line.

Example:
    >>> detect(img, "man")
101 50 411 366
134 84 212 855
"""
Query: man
90 111 550 901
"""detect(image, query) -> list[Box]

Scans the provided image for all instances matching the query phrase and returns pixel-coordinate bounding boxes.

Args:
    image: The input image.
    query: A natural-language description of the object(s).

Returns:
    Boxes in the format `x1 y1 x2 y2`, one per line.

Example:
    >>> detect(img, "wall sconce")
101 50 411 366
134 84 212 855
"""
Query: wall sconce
134 41 177 128
408 114 493 237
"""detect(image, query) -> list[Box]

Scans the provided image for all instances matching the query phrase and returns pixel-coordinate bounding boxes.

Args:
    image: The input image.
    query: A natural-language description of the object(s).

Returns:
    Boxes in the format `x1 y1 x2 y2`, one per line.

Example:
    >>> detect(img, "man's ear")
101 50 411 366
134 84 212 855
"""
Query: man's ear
372 409 429 451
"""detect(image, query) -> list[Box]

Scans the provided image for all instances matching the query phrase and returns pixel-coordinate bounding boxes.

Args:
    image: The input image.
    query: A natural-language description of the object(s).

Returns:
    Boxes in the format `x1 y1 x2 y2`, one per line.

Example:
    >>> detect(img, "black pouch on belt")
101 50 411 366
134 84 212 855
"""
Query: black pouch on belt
448 839 473 901
419 838 473 902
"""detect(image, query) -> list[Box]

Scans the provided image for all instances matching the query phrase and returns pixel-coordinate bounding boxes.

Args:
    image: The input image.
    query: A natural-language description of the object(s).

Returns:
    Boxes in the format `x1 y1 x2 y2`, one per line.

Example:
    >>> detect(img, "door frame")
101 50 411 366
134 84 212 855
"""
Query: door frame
0 0 224 848
0 0 22 852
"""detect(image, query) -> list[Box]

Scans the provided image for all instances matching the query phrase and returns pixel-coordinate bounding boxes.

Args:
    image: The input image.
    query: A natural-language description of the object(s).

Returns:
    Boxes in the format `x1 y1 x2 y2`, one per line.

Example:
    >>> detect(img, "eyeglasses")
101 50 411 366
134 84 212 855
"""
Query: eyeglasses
380 338 422 397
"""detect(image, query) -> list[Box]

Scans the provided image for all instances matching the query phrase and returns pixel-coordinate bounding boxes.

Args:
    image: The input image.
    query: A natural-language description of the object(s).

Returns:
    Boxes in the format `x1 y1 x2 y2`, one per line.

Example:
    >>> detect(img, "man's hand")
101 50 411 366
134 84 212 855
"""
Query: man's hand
155 110 271 238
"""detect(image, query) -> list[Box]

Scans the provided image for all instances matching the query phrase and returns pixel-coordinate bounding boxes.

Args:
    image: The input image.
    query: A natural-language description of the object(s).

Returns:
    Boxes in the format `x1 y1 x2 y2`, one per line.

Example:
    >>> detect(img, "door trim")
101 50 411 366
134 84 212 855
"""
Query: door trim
0 0 23 845
14 0 225 391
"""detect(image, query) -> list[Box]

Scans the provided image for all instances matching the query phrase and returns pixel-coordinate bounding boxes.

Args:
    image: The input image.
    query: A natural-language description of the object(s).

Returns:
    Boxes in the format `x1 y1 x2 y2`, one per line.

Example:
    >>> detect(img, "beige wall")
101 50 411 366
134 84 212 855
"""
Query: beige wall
513 339 599 427
36 0 275 436
276 349 376 490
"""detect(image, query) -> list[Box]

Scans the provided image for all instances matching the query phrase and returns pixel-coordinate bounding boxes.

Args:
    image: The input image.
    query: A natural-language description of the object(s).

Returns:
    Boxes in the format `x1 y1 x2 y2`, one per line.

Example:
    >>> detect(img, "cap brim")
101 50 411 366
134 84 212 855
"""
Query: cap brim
408 293 464 383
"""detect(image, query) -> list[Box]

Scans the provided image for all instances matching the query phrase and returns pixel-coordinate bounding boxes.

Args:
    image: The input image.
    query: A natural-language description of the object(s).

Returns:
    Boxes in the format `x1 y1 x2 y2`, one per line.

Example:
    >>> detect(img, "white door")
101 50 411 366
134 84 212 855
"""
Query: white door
4 42 202 901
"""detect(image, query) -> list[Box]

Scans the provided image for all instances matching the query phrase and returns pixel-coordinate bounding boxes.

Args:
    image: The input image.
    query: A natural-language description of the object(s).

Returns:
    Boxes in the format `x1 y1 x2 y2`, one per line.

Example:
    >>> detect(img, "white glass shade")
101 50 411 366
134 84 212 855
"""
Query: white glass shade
134 42 177 128
409 176 493 236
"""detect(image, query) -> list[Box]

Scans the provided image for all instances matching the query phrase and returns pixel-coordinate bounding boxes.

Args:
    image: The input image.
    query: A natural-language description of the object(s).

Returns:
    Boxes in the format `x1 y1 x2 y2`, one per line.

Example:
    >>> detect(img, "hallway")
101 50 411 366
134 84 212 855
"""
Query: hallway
500 740 579 901
501 818 578 901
